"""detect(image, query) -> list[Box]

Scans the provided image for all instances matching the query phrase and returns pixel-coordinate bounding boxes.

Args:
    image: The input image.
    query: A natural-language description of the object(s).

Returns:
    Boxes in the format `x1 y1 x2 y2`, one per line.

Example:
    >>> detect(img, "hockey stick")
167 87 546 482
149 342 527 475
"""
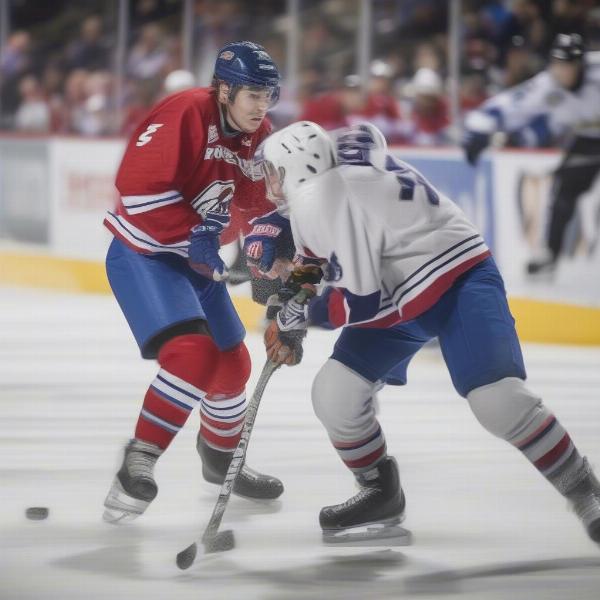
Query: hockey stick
176 359 280 570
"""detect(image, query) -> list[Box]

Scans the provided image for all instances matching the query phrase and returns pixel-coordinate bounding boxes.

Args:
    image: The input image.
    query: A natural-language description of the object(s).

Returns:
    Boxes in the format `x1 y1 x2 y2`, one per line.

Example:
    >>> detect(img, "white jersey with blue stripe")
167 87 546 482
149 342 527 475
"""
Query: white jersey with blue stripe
465 52 600 145
289 155 490 327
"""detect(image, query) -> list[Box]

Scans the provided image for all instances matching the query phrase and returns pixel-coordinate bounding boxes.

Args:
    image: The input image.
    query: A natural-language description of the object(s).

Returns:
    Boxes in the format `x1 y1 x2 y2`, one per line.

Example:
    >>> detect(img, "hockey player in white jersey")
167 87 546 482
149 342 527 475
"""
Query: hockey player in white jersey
249 120 600 546
463 33 600 274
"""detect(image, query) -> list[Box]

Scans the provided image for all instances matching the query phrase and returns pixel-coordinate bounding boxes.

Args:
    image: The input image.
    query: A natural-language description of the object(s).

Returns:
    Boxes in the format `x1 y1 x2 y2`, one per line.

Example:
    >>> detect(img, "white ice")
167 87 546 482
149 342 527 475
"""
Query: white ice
1 286 600 600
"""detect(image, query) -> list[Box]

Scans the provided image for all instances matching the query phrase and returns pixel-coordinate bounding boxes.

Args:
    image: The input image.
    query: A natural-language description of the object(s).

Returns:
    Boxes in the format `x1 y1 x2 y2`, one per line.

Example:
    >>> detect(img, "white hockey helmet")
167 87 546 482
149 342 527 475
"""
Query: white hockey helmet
254 121 336 213
335 122 388 170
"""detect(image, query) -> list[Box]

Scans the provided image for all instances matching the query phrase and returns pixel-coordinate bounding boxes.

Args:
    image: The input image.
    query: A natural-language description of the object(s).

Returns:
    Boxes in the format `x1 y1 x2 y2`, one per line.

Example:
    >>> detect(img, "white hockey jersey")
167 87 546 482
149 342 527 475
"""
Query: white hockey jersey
289 155 491 328
465 52 600 145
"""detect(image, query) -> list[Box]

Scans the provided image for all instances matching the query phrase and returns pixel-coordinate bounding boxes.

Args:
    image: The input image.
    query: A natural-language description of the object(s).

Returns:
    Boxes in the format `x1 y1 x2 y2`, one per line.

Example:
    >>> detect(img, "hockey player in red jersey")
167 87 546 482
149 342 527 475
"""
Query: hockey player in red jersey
102 41 284 524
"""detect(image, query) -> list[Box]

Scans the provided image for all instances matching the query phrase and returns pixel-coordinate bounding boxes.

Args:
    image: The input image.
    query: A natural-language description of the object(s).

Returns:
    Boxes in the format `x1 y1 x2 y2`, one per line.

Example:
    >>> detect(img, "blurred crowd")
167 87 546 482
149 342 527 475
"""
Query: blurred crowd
1 0 599 145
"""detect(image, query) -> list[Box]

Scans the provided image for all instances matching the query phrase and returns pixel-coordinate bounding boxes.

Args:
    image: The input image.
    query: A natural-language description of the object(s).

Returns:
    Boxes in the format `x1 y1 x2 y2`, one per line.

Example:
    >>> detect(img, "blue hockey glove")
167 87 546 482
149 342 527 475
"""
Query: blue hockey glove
462 130 490 166
188 211 230 282
244 211 291 275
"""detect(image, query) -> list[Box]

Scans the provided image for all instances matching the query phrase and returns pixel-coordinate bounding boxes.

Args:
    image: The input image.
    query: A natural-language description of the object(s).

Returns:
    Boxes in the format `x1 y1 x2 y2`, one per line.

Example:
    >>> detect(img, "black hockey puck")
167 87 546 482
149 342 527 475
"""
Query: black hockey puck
25 507 49 520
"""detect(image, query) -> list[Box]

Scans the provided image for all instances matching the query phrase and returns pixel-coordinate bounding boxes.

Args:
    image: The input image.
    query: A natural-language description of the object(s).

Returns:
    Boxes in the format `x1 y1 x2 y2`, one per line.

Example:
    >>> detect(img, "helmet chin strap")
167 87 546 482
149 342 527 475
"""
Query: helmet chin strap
218 103 243 136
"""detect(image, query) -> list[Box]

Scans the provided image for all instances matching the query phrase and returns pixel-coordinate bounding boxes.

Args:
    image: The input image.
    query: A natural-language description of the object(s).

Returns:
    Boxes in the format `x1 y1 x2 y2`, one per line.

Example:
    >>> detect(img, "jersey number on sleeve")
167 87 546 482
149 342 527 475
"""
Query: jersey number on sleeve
385 155 439 206
136 123 164 147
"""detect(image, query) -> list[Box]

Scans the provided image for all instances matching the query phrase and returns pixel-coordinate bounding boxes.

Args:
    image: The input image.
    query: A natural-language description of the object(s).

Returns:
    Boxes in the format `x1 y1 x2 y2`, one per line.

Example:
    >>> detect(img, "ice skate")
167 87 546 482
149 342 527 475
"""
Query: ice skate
197 434 284 500
565 458 600 543
526 248 556 276
320 457 412 545
103 439 162 524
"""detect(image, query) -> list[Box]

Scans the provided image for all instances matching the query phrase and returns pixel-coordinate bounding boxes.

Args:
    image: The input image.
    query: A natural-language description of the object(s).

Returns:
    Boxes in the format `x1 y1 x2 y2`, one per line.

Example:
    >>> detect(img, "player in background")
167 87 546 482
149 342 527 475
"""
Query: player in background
249 120 600 546
102 41 284 524
462 33 600 275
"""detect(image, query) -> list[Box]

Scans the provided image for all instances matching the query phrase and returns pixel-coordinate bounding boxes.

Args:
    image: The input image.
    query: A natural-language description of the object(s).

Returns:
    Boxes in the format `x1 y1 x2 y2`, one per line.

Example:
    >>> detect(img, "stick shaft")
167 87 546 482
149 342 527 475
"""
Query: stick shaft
201 360 279 541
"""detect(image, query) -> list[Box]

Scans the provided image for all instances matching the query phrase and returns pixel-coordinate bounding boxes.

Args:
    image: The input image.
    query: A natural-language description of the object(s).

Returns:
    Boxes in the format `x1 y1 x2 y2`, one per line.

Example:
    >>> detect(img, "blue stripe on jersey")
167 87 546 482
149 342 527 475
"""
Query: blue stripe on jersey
394 241 485 302
125 193 181 209
108 212 188 250
392 234 480 295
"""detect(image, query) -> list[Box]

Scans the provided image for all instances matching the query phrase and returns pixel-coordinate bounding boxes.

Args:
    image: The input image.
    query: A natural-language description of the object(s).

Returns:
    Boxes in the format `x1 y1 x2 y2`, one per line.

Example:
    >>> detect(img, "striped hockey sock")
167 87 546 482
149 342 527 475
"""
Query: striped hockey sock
331 423 387 474
511 409 584 491
199 390 247 452
135 367 205 449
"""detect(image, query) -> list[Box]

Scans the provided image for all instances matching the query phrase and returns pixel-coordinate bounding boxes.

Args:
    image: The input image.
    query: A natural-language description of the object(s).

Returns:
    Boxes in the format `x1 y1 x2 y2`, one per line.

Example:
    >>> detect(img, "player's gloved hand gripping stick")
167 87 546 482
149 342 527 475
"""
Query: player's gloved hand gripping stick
188 210 230 281
264 266 322 366
176 358 280 570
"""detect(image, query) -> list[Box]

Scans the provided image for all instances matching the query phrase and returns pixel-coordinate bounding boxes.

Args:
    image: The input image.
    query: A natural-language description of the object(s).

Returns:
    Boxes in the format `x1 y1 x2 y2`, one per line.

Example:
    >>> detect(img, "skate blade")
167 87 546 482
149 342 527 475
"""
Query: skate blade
323 519 413 547
102 477 150 525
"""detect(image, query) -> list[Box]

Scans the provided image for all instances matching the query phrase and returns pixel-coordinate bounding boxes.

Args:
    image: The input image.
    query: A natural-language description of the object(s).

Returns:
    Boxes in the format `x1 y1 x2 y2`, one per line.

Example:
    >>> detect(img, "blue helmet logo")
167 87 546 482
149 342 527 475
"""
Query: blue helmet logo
214 41 280 102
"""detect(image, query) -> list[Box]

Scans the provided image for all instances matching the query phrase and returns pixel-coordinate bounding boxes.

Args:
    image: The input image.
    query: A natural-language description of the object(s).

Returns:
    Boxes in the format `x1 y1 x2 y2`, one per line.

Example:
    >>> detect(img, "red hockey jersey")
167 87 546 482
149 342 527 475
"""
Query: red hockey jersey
104 88 273 255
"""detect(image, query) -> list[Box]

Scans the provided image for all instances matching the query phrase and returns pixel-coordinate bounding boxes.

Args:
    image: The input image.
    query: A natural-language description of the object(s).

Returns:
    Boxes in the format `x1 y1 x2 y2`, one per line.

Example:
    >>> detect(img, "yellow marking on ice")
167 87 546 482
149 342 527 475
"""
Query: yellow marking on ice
2 251 599 343
0 251 266 331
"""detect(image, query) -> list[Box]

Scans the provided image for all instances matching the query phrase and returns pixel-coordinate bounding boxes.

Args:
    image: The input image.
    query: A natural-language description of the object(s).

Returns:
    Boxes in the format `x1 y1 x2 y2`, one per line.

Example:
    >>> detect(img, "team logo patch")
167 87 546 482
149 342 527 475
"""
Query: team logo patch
191 180 235 218
208 124 219 144
241 137 252 147
323 252 343 282
219 51 234 60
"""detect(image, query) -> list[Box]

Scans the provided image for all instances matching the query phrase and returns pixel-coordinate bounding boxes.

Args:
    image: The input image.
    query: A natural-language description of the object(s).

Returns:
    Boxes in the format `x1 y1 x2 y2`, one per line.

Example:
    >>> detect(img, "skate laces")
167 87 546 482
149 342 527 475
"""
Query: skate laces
125 441 161 479
339 486 379 510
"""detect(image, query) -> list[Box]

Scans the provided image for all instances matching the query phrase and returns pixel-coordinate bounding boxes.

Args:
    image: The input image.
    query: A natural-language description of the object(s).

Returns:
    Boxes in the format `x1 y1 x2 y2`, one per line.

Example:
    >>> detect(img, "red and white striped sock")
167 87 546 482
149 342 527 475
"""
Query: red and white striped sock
135 367 205 449
511 408 584 485
199 390 247 451
331 423 387 474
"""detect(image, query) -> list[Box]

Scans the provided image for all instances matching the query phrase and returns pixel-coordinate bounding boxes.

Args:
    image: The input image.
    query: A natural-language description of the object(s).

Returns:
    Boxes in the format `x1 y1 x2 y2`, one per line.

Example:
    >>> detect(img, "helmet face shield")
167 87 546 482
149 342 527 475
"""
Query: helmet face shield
228 84 280 109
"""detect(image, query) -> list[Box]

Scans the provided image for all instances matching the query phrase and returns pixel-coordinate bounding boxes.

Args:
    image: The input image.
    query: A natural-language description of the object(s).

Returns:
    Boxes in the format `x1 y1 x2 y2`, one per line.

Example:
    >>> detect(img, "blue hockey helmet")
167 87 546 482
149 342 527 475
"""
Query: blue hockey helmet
214 41 280 105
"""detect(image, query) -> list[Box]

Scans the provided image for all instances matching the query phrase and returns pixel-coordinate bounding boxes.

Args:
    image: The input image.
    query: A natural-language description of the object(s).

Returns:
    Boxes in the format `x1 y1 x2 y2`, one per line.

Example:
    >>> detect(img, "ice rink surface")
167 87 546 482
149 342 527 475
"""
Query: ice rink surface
1 286 600 600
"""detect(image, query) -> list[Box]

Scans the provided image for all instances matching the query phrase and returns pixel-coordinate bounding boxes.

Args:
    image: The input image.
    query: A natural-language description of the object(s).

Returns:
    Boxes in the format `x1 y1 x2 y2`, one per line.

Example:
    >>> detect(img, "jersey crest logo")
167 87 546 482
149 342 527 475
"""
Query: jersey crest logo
191 180 235 218
323 252 343 282
241 137 252 147
208 124 219 144
136 123 163 147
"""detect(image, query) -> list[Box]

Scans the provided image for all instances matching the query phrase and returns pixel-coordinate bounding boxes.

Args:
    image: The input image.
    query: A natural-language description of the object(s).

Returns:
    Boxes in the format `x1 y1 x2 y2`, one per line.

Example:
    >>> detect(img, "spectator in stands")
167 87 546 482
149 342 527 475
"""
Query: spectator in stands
0 31 34 119
400 67 450 146
61 69 89 134
126 23 169 82
14 75 50 133
41 62 66 132
76 71 114 136
65 15 111 72
299 62 403 139
459 67 488 114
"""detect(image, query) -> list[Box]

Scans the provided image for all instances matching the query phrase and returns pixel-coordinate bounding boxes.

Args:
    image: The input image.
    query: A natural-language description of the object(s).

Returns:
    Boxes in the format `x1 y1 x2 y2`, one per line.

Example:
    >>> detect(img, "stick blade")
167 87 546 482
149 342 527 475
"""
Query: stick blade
203 529 235 554
176 542 198 570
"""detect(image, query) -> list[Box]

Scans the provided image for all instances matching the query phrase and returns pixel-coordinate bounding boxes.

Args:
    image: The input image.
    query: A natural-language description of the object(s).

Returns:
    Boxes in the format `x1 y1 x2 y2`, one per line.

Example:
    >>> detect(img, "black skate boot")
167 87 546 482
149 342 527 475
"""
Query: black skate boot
526 249 556 276
103 438 162 524
320 456 411 545
197 434 284 500
564 458 600 543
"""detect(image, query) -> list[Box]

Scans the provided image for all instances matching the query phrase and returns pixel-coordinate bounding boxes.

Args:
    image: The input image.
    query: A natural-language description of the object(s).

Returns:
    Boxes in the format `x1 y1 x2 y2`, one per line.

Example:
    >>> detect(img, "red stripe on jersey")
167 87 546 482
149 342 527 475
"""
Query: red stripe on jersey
400 251 491 322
